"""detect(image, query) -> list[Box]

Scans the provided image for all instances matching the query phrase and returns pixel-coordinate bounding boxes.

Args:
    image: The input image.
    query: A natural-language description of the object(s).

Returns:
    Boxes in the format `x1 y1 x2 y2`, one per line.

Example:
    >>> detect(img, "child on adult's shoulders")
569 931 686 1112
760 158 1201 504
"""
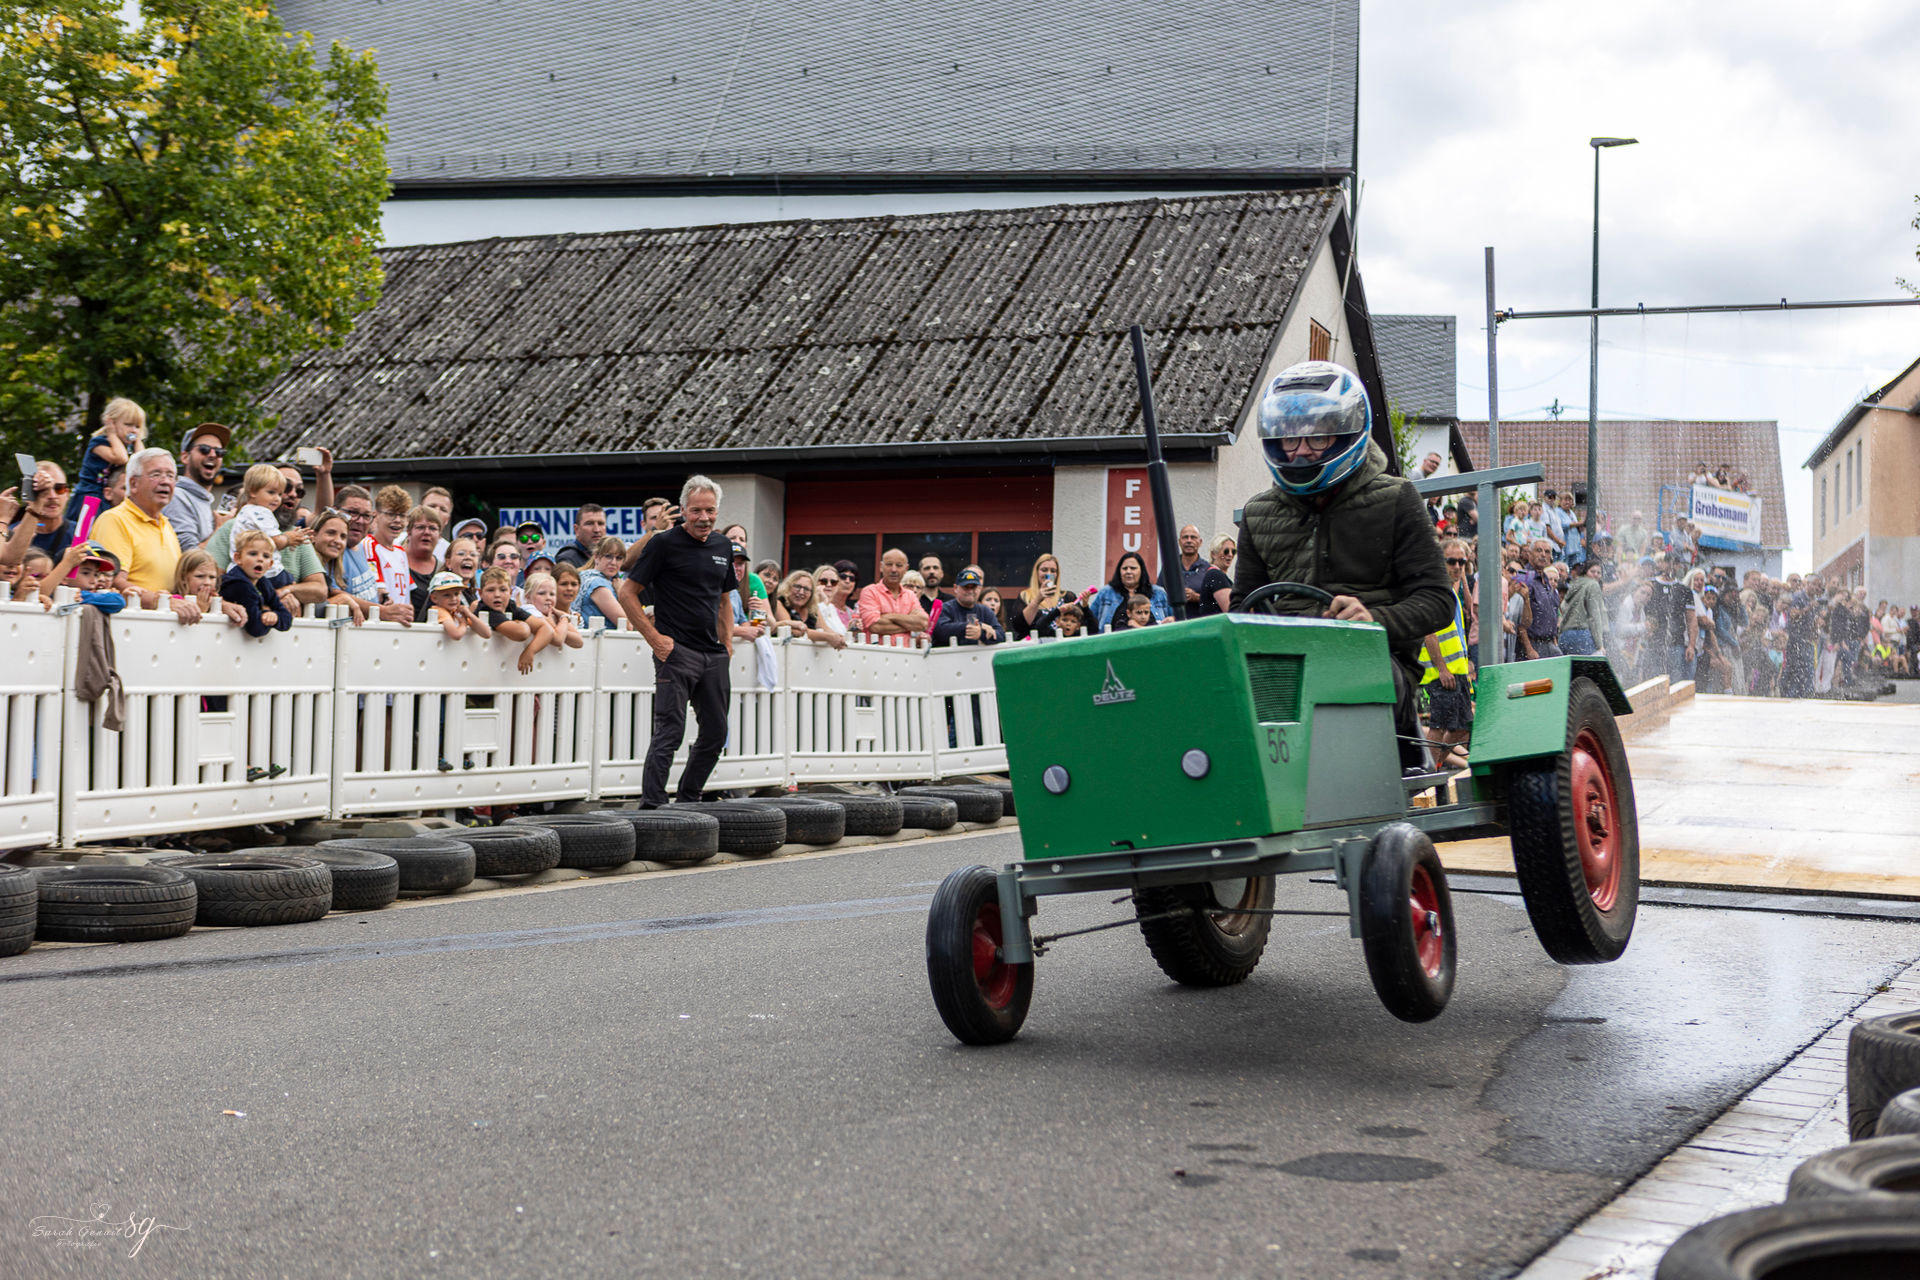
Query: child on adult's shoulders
230 464 310 579
220 530 294 636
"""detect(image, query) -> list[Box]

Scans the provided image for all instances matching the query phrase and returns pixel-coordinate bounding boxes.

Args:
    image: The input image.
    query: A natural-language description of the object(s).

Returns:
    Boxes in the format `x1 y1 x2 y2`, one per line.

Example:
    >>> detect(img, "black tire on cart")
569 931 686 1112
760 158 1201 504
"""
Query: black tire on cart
32 865 198 942
303 847 401 912
1358 824 1455 1023
898 796 960 831
1133 876 1275 987
317 838 476 894
741 798 846 845
1848 1012 1920 1140
502 814 636 870
669 803 787 857
591 809 720 867
832 794 905 837
444 825 563 878
0 864 37 956
900 785 1003 825
1786 1135 1920 1204
926 864 1032 1045
151 854 333 927
1506 676 1639 965
1877 1087 1920 1138
1654 1200 1920 1280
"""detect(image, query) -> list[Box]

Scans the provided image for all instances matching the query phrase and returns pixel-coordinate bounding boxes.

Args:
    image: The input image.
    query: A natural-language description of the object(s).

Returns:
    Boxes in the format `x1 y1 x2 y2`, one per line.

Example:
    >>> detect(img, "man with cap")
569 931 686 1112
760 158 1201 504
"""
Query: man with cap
164 422 231 553
930 568 1004 646
514 520 547 564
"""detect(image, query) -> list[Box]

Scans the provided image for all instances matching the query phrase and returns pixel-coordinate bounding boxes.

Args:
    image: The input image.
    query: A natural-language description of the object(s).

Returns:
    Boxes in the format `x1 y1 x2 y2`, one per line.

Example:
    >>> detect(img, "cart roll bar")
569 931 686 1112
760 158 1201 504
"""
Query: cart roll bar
1412 462 1544 670
1129 324 1188 621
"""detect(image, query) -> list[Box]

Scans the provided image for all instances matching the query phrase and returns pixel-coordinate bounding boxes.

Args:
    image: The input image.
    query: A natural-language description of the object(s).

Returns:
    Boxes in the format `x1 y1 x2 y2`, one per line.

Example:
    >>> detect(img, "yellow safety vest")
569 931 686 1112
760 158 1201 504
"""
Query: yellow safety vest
1421 599 1470 684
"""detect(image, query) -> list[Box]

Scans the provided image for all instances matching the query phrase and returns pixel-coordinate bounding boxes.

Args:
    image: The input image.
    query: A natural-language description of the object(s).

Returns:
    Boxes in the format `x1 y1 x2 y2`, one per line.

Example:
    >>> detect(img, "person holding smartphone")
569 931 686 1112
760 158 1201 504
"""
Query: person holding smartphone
1010 553 1067 639
1 461 78 574
162 423 232 552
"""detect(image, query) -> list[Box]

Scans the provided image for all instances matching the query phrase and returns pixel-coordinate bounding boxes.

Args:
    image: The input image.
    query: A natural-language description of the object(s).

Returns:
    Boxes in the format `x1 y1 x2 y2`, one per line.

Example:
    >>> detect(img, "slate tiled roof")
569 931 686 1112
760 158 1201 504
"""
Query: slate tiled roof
249 189 1344 464
275 0 1358 186
1373 315 1456 421
1456 419 1790 548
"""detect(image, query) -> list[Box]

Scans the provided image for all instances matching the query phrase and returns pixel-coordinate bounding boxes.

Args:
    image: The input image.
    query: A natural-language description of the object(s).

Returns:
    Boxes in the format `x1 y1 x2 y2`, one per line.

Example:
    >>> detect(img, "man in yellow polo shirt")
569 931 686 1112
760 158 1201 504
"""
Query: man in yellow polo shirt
89 447 205 622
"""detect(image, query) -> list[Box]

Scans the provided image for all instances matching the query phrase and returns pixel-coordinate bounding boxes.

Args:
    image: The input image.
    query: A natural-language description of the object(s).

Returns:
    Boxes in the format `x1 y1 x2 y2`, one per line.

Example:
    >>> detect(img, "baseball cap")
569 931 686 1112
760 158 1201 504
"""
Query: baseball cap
452 518 487 540
525 552 555 571
731 542 749 560
77 542 119 571
428 571 467 594
182 422 231 453
954 568 983 587
515 520 543 535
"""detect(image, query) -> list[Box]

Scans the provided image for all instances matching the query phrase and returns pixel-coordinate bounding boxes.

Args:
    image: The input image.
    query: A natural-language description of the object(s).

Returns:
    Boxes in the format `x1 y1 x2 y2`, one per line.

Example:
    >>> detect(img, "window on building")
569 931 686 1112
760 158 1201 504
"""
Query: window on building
1856 441 1865 505
1840 460 1848 515
1308 320 1332 362
976 532 1053 590
1819 475 1826 536
785 534 877 590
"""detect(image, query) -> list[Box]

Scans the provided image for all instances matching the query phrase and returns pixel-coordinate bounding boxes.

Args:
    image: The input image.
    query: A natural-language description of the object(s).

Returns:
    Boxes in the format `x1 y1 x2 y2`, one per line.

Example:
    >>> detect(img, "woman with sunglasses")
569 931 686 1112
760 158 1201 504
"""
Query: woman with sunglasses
1 461 77 573
811 564 854 640
1190 535 1236 617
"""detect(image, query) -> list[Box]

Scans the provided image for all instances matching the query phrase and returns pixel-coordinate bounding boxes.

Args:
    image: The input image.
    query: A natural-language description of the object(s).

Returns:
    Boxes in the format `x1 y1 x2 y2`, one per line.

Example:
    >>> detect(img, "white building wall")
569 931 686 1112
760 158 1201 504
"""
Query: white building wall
710 473 785 562
1868 535 1920 605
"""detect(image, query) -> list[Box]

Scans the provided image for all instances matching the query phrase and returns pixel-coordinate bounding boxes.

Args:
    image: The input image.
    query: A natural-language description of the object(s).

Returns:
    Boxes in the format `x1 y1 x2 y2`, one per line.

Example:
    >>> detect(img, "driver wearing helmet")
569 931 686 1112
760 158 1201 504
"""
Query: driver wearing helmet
1231 361 1455 768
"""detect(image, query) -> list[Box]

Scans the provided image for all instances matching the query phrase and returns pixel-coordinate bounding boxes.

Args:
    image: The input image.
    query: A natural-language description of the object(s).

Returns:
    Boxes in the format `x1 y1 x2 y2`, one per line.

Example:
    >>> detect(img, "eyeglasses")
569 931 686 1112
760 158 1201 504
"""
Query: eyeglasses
1218 549 1236 558
41 482 71 496
817 576 839 586
193 443 226 457
1446 558 1472 566
342 508 372 523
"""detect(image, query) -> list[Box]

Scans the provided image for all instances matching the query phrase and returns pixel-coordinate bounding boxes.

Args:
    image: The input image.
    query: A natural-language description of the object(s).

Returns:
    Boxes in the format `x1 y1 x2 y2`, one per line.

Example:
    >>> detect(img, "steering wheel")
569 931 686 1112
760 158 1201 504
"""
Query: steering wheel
1235 581 1336 616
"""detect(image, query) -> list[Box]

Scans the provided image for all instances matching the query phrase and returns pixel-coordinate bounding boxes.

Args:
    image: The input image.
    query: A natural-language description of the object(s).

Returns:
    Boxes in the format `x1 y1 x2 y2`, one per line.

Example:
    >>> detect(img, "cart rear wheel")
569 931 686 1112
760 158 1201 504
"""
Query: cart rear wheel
926 865 1033 1045
1134 876 1275 987
1507 677 1640 965
1359 824 1455 1023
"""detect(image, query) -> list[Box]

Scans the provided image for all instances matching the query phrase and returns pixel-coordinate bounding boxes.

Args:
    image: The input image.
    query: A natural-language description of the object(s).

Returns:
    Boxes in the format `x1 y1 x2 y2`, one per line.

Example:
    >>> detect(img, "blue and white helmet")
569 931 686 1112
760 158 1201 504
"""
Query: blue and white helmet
1257 361 1372 495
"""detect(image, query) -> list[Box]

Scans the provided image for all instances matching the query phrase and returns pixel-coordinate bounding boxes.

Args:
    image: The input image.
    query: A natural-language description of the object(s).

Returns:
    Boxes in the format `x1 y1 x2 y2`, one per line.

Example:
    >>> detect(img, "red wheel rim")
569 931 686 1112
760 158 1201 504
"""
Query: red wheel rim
1409 865 1445 978
971 902 1017 1010
1569 727 1622 912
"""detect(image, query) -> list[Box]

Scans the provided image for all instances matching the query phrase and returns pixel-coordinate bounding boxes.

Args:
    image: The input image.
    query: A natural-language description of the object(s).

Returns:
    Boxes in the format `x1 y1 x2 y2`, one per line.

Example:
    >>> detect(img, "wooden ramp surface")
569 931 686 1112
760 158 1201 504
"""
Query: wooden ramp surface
1439 695 1920 898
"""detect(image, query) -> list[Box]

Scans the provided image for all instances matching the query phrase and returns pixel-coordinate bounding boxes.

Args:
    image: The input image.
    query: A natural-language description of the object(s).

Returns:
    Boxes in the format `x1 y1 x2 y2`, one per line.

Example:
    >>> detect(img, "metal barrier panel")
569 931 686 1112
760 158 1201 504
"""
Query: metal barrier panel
786 638 934 784
332 621 596 815
924 642 1009 778
60 601 335 844
594 633 785 796
0 601 67 850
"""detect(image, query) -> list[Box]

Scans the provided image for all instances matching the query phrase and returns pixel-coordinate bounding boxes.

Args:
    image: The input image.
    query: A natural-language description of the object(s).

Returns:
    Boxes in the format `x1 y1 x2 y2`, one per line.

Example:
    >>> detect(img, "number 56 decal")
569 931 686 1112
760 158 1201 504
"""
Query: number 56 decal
1265 725 1291 763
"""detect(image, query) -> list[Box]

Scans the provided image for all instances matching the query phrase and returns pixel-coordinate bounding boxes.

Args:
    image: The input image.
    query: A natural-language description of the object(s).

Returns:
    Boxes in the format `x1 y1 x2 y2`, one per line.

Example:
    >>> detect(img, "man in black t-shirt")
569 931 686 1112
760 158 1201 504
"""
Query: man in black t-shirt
618 476 735 807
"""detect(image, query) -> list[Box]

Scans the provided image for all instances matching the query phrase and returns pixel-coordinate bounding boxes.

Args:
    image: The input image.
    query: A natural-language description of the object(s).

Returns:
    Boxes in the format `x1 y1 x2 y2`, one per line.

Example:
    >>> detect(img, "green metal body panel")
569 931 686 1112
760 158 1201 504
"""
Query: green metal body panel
1466 655 1633 768
992 615 1396 860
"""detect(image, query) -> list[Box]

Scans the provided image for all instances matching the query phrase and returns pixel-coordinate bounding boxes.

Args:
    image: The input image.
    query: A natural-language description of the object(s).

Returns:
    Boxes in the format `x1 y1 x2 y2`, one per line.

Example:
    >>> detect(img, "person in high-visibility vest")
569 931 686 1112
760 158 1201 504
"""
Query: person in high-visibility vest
1421 542 1475 771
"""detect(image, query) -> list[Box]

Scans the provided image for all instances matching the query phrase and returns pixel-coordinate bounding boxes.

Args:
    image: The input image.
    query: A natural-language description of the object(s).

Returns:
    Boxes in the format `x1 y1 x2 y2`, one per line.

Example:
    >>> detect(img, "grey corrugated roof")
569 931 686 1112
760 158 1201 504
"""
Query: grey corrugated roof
1373 314 1456 421
275 0 1358 186
249 189 1344 464
1456 419 1790 548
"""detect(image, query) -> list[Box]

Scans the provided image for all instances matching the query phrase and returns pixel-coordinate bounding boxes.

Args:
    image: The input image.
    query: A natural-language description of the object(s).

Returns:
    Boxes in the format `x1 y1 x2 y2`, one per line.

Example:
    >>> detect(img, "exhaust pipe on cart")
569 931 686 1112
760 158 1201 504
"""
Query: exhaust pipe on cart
1128 323 1187 621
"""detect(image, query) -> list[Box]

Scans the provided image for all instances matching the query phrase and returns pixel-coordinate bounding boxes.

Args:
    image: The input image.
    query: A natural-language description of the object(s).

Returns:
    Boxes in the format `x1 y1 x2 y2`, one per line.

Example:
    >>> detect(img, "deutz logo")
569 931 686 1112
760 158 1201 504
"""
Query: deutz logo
1092 660 1136 706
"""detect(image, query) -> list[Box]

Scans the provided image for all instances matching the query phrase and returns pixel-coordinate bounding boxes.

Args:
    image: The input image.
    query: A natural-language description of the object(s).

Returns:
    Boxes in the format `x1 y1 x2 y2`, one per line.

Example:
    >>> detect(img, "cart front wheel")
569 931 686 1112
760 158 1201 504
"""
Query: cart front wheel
1134 875 1275 987
1359 824 1456 1023
1507 676 1640 965
926 865 1033 1045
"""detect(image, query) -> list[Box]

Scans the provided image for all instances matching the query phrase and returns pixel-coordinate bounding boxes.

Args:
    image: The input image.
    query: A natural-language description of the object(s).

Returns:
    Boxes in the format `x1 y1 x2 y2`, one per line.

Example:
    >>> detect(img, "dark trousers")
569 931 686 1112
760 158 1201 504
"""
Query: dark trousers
1390 657 1425 771
643 647 732 806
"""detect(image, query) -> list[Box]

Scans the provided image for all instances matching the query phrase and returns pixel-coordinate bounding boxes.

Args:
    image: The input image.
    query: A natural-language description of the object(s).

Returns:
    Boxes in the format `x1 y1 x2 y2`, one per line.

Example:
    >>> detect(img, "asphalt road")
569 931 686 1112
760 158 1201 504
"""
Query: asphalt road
4 830 1918 1280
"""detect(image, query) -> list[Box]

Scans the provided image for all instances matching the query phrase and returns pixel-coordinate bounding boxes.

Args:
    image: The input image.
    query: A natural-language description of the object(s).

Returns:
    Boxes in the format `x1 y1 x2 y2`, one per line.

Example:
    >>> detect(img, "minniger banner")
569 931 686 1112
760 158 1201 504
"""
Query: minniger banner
1688 485 1762 545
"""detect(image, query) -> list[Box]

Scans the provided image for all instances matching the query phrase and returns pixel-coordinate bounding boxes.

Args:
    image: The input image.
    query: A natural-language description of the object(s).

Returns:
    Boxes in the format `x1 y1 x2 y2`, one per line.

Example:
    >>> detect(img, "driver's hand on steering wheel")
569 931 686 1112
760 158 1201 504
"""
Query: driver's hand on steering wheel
1324 594 1373 623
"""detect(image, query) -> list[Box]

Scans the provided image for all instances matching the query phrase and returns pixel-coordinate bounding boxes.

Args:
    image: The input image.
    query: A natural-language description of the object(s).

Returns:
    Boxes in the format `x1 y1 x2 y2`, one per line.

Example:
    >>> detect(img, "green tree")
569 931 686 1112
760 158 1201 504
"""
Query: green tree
1387 404 1421 476
0 1 386 470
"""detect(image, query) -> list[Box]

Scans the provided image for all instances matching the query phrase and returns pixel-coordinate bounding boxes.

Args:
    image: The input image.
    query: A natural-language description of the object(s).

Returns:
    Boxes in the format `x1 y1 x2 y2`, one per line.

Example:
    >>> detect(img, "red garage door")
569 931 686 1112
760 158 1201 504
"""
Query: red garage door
784 473 1053 592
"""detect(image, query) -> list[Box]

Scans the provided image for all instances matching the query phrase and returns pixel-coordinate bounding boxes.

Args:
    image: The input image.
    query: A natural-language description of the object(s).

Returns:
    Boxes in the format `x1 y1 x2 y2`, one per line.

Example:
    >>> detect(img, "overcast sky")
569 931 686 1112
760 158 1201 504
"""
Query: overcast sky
1357 0 1920 569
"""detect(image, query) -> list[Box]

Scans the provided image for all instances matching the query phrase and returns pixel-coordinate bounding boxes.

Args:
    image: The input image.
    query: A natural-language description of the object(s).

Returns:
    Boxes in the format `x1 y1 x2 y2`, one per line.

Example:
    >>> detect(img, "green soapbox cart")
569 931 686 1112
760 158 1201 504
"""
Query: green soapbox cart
924 470 1640 1045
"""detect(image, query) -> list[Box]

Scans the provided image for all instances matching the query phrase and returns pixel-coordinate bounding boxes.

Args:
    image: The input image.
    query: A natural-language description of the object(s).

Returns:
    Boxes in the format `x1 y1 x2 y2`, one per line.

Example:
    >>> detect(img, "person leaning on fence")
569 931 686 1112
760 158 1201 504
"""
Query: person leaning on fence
1109 592 1160 631
477 567 555 674
428 571 490 641
523 571 585 650
856 547 928 644
810 564 854 640
220 530 293 637
88 448 215 623
1089 551 1170 631
618 476 735 808
1010 553 1066 639
931 568 1004 646
575 537 625 628
171 548 247 626
773 569 848 649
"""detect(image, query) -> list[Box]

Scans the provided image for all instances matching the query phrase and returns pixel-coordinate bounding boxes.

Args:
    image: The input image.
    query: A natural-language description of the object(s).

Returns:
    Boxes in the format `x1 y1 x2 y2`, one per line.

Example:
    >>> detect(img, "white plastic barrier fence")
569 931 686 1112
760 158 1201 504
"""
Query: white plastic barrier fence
0 600 65 850
0 614 1010 850
59 599 336 845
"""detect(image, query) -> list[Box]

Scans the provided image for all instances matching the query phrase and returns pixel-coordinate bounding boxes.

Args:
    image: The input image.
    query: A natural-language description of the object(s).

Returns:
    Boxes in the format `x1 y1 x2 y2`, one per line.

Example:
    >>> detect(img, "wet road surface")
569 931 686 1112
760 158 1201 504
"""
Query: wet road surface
3 830 1917 1279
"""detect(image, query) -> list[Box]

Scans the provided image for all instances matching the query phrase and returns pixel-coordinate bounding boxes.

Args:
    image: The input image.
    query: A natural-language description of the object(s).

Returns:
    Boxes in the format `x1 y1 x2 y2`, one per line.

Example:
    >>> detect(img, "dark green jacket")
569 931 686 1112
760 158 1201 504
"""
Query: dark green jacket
1230 442 1455 661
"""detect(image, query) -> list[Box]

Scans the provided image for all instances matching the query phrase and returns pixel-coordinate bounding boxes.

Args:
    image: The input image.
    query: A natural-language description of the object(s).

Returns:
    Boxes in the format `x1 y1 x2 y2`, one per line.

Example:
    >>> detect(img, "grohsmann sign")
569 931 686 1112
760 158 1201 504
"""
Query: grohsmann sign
1688 485 1763 545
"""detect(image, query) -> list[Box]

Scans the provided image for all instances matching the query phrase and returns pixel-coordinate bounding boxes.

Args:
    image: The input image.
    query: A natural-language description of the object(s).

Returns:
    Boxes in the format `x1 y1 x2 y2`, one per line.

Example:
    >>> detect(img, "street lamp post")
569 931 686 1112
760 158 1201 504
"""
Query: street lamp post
1587 135 1637 550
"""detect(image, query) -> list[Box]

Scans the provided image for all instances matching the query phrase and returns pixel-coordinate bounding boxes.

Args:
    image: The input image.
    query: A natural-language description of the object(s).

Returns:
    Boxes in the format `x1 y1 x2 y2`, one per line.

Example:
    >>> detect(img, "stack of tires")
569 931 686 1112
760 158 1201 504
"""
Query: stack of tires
899 784 1003 826
1656 1010 1920 1277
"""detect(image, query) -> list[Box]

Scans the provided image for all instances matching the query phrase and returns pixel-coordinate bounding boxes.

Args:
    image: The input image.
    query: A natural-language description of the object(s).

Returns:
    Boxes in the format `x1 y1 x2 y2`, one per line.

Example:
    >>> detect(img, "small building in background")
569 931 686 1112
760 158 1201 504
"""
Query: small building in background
1373 314 1471 474
1804 355 1920 600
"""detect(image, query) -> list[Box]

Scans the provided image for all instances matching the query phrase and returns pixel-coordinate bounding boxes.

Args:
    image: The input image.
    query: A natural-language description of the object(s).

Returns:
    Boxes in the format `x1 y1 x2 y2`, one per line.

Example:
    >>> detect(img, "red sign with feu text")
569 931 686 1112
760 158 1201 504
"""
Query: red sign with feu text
1103 468 1160 580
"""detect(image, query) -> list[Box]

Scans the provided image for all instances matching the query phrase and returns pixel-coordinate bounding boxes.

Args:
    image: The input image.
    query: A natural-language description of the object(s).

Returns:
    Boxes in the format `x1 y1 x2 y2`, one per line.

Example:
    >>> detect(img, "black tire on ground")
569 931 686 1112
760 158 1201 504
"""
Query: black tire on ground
316 838 476 894
301 848 401 912
1654 1199 1920 1280
897 795 960 831
0 862 35 905
971 778 1015 817
150 854 333 927
1506 676 1640 966
1133 876 1275 987
0 865 35 956
900 785 1003 825
1358 824 1456 1024
1878 1087 1920 1138
1849 1012 1920 1140
444 825 563 878
502 814 636 870
31 865 197 942
741 798 846 845
590 809 720 867
926 864 1032 1045
669 803 786 857
1786 1135 1920 1203
829 794 905 837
